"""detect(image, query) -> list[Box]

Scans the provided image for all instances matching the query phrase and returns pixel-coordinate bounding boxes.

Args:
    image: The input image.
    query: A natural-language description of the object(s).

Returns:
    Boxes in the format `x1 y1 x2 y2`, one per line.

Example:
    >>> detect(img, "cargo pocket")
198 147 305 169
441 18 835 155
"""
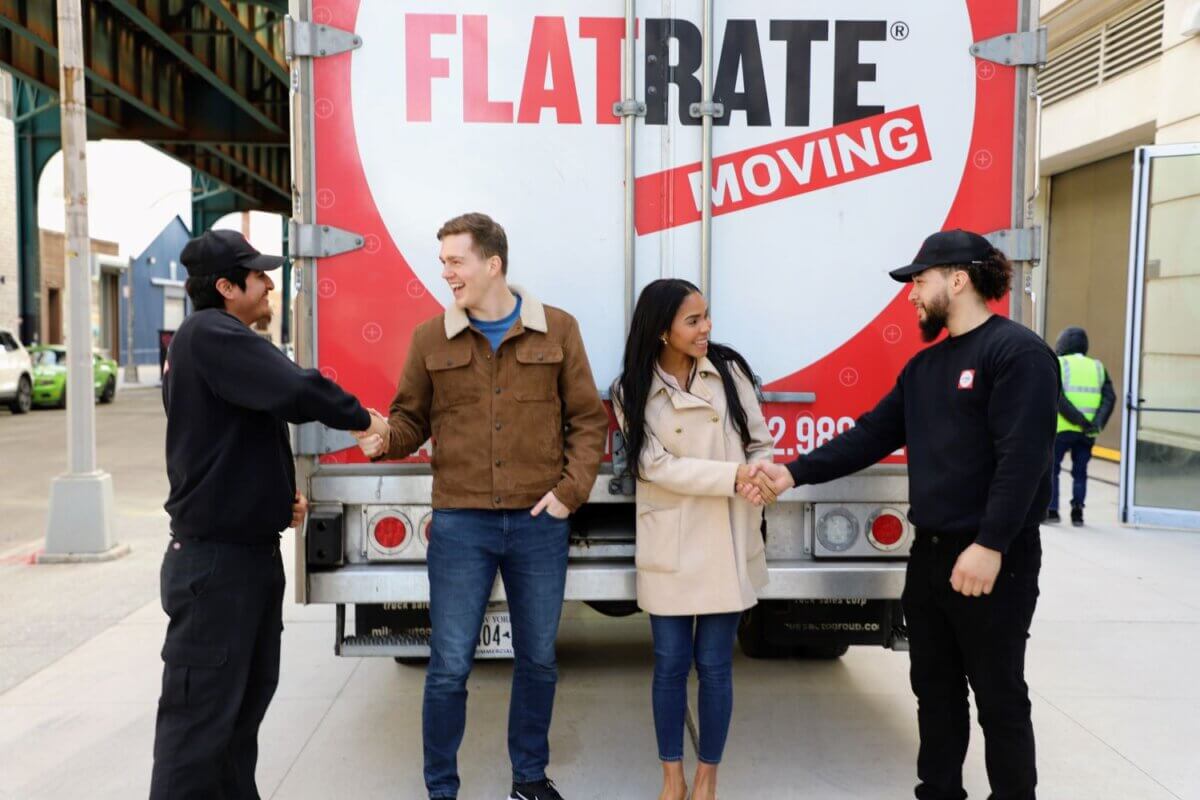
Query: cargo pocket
635 507 682 573
160 641 228 709
160 540 220 618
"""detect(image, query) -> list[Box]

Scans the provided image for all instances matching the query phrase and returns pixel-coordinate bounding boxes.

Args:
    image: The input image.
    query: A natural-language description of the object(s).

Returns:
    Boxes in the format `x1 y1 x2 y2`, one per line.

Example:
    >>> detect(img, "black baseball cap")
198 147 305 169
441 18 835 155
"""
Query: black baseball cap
889 229 997 282
180 229 285 277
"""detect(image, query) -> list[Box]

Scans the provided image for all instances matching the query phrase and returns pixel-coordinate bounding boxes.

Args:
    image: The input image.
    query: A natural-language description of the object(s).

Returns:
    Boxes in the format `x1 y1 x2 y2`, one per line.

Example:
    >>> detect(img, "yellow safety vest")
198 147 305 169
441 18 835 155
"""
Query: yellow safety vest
1057 353 1105 434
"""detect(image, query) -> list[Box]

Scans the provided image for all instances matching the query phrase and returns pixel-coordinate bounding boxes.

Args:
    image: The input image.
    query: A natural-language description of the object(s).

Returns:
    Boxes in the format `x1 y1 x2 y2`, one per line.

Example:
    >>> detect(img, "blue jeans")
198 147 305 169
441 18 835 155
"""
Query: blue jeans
649 611 742 765
1050 430 1093 510
423 508 570 799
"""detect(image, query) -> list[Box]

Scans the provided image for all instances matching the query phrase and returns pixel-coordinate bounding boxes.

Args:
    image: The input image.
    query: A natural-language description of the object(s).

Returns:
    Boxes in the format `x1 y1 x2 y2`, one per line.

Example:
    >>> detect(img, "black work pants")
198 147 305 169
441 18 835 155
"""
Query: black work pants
902 528 1041 800
150 537 286 799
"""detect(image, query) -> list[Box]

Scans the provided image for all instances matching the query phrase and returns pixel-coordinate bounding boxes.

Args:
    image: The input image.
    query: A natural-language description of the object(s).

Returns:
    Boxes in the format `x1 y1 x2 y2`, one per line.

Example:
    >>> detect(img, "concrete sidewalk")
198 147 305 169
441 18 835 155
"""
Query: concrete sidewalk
1 477 1198 799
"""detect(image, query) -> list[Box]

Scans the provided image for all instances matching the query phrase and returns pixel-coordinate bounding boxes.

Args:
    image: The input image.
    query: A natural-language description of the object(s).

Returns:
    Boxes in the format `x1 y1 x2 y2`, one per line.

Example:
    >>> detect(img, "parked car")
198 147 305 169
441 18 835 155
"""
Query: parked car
28 345 118 407
0 328 33 414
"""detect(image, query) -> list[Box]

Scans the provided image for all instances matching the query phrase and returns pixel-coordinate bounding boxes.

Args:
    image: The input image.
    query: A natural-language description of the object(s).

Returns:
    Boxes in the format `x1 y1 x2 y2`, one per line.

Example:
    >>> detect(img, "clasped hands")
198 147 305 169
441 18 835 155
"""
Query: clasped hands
736 462 793 507
352 408 391 459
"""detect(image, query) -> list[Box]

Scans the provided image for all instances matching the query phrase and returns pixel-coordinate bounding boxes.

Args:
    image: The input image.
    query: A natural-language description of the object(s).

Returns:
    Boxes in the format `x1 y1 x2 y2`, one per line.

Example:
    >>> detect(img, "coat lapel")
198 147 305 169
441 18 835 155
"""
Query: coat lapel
652 357 719 411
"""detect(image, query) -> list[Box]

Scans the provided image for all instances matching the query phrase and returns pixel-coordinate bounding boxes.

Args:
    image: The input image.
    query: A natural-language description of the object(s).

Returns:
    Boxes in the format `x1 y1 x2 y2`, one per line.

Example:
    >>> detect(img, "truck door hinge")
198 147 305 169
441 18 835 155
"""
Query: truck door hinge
689 101 726 119
612 99 647 118
288 221 365 259
985 226 1042 264
285 17 362 59
970 28 1048 67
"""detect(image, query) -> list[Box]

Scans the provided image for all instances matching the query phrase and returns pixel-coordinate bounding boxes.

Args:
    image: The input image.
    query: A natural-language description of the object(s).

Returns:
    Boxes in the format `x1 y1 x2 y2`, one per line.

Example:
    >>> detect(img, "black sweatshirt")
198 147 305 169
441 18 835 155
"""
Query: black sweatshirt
163 309 369 543
787 315 1060 553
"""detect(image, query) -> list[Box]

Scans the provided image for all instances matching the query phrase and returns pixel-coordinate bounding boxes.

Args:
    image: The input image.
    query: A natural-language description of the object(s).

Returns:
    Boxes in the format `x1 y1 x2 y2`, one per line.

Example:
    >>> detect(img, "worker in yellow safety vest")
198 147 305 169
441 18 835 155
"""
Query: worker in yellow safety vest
1048 326 1115 526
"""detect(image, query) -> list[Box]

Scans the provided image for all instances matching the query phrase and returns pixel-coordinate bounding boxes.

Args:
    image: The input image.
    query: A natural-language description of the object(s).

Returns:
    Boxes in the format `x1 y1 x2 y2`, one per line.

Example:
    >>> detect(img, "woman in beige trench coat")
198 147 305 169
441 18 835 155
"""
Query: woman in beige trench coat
612 279 777 800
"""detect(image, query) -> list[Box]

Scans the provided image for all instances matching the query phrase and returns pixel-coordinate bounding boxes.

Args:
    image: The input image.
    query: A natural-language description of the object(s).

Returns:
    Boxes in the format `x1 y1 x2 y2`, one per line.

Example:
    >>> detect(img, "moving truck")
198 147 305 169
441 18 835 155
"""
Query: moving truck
284 0 1044 660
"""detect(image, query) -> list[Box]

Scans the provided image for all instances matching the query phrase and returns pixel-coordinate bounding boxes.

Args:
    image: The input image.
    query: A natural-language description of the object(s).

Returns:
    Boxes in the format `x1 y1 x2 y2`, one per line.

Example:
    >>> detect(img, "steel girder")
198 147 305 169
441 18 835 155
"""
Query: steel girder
0 0 290 209
2 1 294 341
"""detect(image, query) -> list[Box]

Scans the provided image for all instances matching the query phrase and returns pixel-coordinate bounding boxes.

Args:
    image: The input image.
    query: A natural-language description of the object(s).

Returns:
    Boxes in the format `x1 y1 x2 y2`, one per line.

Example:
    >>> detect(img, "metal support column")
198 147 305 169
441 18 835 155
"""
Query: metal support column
40 0 125 563
13 80 61 345
191 171 256 235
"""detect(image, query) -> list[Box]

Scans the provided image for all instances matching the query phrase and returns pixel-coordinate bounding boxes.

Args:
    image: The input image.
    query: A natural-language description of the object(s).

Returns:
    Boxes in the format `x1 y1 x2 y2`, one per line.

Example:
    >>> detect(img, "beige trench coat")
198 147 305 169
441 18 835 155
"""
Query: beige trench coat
615 357 773 616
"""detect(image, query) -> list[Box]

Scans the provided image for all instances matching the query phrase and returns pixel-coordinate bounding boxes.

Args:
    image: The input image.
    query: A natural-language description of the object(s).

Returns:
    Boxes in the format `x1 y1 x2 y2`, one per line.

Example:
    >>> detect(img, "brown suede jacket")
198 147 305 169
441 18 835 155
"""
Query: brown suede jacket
381 286 608 512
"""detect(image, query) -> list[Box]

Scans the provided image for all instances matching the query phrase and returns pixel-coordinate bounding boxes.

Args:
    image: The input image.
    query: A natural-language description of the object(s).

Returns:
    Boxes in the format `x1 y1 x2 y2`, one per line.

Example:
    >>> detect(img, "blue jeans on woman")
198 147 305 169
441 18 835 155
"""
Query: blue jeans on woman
650 611 742 765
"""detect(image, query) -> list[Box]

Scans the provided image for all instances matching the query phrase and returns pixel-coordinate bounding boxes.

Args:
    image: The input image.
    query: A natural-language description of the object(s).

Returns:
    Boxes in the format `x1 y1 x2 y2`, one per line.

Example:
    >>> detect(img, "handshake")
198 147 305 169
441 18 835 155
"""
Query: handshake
735 461 796 507
352 408 391 459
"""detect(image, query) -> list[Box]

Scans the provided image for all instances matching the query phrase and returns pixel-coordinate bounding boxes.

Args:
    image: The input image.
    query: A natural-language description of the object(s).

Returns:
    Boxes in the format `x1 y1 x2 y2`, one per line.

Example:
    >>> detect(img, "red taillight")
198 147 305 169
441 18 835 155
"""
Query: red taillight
373 516 409 549
868 511 906 550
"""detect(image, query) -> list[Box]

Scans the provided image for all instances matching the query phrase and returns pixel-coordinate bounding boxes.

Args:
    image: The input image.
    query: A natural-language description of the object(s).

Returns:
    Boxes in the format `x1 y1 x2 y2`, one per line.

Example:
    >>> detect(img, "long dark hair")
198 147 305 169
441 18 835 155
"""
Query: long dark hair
613 278 760 483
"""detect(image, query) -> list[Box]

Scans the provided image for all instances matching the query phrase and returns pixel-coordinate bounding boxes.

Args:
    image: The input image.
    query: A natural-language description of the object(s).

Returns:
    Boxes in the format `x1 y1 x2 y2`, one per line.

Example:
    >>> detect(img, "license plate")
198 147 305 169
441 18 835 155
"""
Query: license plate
476 611 513 658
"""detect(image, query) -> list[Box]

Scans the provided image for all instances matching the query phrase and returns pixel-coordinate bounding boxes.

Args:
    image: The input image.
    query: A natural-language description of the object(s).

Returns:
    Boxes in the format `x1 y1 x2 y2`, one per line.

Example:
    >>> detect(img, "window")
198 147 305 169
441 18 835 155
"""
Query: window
0 332 18 352
163 295 185 330
32 350 63 366
1039 1 1164 106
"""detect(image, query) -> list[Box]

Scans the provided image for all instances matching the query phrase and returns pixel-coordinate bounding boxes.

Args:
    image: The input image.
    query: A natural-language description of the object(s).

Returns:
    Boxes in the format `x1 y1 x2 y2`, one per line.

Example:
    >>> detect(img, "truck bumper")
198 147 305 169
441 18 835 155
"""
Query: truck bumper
307 559 907 604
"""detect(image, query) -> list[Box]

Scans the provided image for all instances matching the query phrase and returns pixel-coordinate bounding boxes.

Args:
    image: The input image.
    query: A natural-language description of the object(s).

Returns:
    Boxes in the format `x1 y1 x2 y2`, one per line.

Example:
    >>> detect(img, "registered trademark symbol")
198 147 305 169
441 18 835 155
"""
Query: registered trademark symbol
890 21 909 41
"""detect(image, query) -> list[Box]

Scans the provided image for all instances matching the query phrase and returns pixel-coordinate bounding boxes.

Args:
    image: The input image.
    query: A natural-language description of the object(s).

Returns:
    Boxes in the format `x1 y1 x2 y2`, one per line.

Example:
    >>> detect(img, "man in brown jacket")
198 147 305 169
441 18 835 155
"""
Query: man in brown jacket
357 213 607 800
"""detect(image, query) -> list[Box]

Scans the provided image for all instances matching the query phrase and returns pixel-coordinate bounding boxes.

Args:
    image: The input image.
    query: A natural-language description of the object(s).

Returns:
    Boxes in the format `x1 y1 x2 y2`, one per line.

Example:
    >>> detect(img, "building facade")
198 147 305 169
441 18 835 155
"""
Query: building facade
37 230 124 358
1035 0 1200 456
119 216 192 367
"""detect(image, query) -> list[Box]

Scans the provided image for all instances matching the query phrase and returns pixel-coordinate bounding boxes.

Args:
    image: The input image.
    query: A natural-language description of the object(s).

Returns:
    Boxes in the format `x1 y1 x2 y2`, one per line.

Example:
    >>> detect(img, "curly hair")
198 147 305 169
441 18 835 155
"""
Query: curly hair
944 249 1013 301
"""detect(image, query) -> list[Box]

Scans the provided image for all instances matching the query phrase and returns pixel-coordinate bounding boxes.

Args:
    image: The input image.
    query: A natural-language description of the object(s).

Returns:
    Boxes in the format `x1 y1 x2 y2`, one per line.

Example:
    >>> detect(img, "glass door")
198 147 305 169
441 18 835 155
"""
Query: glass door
1120 143 1200 529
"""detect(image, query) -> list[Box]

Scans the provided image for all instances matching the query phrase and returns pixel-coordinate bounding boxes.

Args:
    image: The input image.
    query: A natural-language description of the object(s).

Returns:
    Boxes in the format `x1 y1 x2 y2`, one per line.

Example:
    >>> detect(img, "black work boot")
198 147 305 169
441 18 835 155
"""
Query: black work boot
1045 509 1060 523
1070 505 1084 527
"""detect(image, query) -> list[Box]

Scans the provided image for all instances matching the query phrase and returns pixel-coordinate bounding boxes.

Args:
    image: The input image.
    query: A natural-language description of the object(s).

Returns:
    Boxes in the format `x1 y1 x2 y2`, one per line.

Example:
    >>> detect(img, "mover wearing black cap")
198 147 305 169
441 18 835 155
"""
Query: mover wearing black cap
179 227 287 275
745 229 1059 800
888 228 1001 282
150 229 390 799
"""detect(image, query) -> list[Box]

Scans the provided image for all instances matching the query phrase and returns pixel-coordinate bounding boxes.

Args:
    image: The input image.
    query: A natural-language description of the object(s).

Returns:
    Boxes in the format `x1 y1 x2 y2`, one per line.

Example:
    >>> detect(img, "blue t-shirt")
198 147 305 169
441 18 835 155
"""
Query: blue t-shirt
470 295 522 352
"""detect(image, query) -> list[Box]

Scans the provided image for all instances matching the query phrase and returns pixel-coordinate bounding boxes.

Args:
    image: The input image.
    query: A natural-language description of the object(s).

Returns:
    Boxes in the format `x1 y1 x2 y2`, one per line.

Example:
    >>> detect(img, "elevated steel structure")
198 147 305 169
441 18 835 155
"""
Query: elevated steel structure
1 0 291 343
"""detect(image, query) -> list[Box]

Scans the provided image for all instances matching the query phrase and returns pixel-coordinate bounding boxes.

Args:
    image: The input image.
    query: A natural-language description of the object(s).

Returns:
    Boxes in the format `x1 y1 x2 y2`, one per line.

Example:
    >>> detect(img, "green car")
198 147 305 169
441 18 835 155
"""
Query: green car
29 346 119 407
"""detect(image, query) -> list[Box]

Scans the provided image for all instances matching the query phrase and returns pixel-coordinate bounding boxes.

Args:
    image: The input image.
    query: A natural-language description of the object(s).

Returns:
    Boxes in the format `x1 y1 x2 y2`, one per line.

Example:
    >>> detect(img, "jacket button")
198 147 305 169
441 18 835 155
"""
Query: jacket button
494 387 501 395
494 496 501 504
445 359 452 366
495 422 502 431
486 354 492 360
932 535 940 545
537 354 544 361
495 459 502 467
711 416 719 423
675 427 682 434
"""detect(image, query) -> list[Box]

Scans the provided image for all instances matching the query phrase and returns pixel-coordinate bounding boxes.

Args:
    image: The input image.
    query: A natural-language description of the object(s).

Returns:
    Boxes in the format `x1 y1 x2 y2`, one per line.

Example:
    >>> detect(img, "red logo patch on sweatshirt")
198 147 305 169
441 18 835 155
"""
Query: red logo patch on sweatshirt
958 369 975 390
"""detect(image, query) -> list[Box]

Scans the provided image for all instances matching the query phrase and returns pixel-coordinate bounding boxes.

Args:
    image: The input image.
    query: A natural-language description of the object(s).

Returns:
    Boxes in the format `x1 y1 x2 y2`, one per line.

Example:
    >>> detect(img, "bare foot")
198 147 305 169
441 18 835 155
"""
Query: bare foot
659 761 687 800
691 762 718 800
